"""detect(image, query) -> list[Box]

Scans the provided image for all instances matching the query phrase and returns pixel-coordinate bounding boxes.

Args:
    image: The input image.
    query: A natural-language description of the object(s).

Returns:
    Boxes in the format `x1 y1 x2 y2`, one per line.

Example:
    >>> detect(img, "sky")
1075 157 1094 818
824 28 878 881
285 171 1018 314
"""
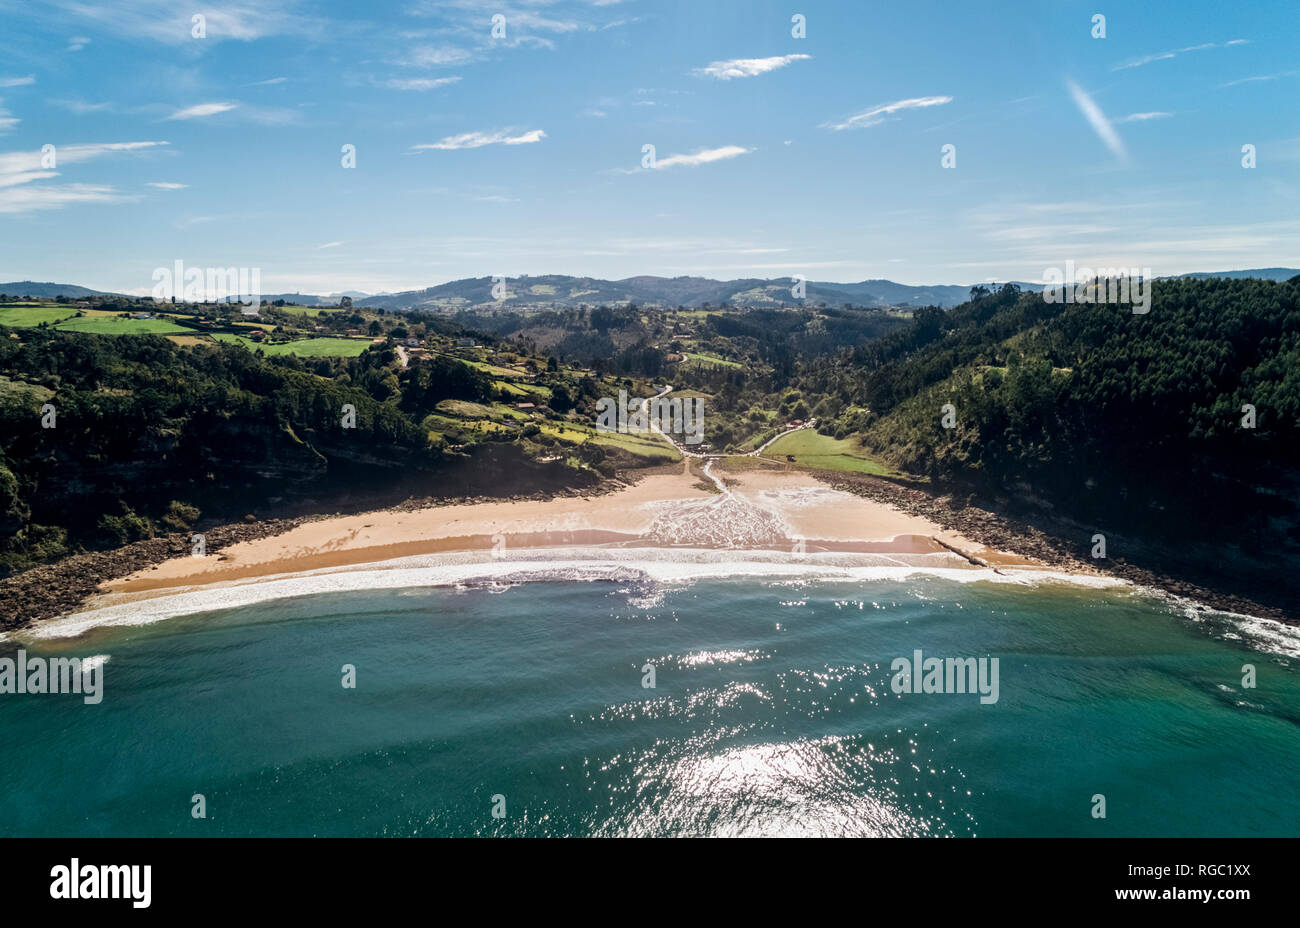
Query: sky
0 0 1297 295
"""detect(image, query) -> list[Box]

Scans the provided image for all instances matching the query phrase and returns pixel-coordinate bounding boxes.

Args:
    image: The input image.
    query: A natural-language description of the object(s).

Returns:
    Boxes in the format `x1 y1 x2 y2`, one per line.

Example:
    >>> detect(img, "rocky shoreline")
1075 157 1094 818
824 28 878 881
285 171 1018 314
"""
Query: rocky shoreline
0 519 303 631
824 470 1296 627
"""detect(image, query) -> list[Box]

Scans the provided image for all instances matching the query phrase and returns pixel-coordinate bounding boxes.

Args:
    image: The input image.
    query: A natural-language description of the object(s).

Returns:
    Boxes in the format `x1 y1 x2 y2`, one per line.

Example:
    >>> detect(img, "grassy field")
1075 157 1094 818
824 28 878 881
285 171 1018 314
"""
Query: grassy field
0 305 78 327
760 429 897 475
0 375 55 406
54 315 191 335
211 333 371 356
682 351 743 369
277 304 347 316
444 354 529 378
435 399 495 418
538 419 681 462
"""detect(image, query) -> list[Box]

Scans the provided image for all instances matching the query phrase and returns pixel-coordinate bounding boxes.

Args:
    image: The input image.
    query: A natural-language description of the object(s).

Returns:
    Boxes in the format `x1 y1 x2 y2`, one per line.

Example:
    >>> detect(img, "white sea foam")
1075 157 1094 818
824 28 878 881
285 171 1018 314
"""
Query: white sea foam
23 546 1127 642
81 654 110 674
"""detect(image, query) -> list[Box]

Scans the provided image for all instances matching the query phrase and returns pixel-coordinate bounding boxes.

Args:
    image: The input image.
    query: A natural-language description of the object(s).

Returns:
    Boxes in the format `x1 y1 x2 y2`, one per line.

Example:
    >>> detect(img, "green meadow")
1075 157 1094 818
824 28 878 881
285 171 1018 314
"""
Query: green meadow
0 305 78 327
760 429 895 475
211 333 371 357
53 315 191 335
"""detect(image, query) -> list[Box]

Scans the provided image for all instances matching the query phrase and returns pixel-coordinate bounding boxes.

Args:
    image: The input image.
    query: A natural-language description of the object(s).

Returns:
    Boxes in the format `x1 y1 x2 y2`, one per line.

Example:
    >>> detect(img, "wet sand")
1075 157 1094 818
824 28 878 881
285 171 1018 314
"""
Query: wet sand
99 463 1044 608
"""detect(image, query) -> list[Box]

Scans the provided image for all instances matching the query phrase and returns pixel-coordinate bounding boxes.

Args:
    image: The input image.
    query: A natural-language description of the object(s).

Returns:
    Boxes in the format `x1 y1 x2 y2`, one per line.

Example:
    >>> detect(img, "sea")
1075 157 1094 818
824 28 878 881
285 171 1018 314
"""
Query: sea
2 553 1297 837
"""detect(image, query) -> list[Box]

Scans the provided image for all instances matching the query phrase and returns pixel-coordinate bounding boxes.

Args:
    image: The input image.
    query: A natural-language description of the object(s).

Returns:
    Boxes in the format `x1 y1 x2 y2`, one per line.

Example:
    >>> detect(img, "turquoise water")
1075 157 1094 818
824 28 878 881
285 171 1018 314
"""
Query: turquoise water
2 577 1297 837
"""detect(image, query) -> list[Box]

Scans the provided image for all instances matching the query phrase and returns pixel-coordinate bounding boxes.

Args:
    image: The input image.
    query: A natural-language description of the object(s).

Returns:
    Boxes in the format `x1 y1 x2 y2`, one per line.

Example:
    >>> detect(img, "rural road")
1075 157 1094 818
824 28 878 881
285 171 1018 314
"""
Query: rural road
640 386 815 460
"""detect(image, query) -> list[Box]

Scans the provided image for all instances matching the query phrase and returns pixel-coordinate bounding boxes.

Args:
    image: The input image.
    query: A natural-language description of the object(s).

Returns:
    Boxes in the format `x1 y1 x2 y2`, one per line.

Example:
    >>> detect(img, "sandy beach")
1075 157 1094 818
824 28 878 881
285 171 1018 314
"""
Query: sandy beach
87 461 1045 614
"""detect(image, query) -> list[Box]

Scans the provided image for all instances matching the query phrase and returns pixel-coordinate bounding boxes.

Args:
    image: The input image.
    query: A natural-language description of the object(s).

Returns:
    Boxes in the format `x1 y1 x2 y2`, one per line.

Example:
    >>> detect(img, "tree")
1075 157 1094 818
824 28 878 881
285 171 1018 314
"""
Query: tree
549 383 573 413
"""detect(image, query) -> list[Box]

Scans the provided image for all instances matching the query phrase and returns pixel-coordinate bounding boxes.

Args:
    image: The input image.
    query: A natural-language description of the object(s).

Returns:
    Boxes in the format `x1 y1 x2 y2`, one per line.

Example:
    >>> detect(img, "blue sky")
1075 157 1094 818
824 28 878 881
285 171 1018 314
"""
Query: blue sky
0 0 1297 294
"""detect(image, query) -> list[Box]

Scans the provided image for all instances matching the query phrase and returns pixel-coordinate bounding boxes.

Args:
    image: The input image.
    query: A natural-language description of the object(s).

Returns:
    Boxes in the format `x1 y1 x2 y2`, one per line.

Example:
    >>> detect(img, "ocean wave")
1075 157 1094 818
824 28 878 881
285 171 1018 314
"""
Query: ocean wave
24 546 1126 641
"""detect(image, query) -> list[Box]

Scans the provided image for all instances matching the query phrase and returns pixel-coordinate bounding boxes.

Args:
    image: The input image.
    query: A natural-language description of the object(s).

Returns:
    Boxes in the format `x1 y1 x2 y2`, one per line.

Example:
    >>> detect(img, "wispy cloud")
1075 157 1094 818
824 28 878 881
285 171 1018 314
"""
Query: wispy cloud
1219 70 1298 88
34 1 321 46
146 181 188 189
245 77 288 86
693 54 811 80
377 76 461 91
1118 111 1172 123
317 241 345 249
50 99 114 114
822 96 952 131
166 102 237 120
647 145 753 171
0 76 35 88
1113 39 1248 71
0 101 16 133
0 184 127 213
403 45 476 68
1065 79 1126 162
412 128 546 151
0 141 169 213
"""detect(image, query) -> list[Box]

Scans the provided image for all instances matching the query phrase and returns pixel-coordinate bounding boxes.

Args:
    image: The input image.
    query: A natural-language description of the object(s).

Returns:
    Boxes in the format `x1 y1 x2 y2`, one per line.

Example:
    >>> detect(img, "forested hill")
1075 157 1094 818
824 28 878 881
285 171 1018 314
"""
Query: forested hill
0 331 595 576
842 276 1299 490
807 276 1300 604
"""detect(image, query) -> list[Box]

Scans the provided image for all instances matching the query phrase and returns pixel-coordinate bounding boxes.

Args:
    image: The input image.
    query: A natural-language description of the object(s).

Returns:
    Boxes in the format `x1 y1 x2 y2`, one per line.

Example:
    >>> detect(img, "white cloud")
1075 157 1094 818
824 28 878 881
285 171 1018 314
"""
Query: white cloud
1112 40 1248 71
246 77 288 86
693 54 811 80
0 141 169 212
380 76 461 91
1220 71 1297 88
0 171 57 189
0 183 128 213
166 102 237 120
0 76 35 88
51 99 114 114
412 128 546 151
1065 79 1126 161
822 96 952 131
405 45 475 68
0 141 169 176
649 145 752 170
147 181 189 189
36 1 317 46
317 241 345 249
1118 111 1172 123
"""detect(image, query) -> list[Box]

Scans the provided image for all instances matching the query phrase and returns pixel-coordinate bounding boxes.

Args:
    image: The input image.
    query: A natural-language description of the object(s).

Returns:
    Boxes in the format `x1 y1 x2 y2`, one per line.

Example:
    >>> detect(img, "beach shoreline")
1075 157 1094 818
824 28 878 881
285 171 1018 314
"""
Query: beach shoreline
2 459 1293 632
91 461 1032 596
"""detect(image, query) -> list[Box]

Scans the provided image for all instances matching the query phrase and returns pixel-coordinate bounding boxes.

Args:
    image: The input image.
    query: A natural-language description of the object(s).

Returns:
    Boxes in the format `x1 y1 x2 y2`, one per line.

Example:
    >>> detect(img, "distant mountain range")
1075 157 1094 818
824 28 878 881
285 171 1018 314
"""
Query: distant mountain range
5 268 1298 310
350 275 1047 311
1172 268 1300 281
0 281 115 299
